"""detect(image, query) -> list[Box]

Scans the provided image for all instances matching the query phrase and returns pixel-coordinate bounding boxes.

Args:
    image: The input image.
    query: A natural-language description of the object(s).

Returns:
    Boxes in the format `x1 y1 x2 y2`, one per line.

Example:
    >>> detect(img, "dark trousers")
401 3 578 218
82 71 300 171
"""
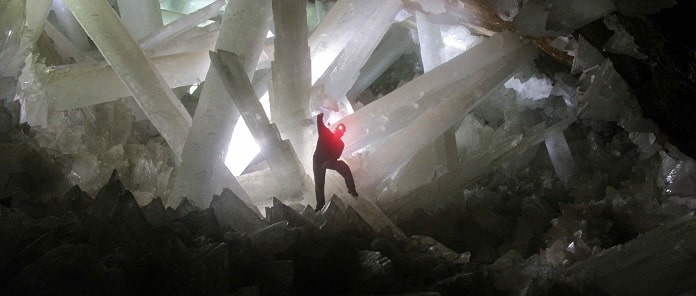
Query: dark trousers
313 156 356 208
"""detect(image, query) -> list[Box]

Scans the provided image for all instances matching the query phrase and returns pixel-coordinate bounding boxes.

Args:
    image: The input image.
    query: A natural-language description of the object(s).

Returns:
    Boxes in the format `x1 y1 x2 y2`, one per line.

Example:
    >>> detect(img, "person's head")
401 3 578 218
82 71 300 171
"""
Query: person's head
334 123 346 138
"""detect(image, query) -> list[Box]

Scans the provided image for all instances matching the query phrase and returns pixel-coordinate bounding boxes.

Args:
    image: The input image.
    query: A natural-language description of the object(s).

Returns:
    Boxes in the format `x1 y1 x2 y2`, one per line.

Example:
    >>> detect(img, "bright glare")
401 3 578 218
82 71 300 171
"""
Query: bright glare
224 118 259 176
188 83 199 94
223 91 271 176
267 30 274 38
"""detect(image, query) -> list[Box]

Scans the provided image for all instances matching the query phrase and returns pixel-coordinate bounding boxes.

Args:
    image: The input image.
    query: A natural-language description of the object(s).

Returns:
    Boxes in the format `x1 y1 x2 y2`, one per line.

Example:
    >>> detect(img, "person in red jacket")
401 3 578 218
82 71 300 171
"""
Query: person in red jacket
313 113 358 211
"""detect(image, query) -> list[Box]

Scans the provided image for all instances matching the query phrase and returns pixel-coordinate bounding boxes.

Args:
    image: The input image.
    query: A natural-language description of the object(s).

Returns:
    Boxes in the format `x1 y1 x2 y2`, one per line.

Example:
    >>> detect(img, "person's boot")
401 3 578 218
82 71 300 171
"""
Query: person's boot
348 188 358 197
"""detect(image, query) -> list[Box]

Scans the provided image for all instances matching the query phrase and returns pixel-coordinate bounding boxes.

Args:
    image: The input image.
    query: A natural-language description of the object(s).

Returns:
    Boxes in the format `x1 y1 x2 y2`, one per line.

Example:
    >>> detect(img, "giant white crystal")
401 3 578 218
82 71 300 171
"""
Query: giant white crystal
170 0 273 209
65 0 192 159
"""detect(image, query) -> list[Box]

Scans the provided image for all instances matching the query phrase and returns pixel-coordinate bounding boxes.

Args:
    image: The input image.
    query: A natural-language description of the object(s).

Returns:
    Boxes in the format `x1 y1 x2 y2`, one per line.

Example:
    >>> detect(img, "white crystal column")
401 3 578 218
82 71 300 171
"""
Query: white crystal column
139 0 224 51
3 0 51 77
116 0 163 40
146 22 219 57
346 25 414 101
170 0 273 209
416 12 445 71
354 40 537 192
212 50 306 197
313 0 402 103
12 0 59 128
544 129 577 187
52 0 91 51
309 0 385 83
43 21 93 63
336 31 528 155
0 0 25 77
385 118 575 219
270 0 312 175
215 167 262 216
408 12 459 179
45 51 210 111
65 0 192 158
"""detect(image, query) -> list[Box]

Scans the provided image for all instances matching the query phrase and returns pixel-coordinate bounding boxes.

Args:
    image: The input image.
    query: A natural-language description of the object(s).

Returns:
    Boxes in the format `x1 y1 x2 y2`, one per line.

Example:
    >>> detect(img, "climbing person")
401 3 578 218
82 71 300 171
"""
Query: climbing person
313 112 358 211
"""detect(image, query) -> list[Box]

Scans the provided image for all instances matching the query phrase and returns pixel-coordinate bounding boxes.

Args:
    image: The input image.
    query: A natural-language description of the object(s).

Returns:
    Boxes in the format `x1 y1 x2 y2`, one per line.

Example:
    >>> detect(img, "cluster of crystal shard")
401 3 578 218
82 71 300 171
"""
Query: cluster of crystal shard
2 0 696 294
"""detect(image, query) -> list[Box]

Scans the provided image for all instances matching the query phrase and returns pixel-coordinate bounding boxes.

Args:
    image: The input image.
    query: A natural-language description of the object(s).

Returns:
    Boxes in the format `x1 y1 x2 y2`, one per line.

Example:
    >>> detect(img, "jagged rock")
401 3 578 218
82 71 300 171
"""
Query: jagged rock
176 207 222 244
140 197 169 227
5 244 127 296
319 198 350 234
210 188 266 233
174 198 199 218
119 235 219 295
353 250 400 294
267 197 316 229
2 231 62 290
577 4 696 159
372 235 470 283
402 236 470 274
488 249 529 293
195 242 230 295
250 260 295 296
345 205 379 240
300 204 320 224
249 221 299 255
0 140 68 218
86 170 151 250
58 185 93 215
563 213 696 296
223 230 276 290
0 103 14 133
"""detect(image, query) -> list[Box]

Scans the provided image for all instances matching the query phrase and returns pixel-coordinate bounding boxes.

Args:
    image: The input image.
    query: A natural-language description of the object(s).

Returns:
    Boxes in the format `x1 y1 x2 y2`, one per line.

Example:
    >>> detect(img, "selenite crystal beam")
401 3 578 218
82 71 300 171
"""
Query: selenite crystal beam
336 31 527 155
0 0 25 77
337 194 407 239
408 11 458 178
309 0 385 83
346 25 414 101
43 22 94 63
384 118 575 219
416 12 445 72
52 0 91 51
146 22 219 57
212 50 305 195
3 0 51 77
270 0 312 174
565 213 696 296
354 41 537 191
45 50 210 111
170 0 272 209
544 129 578 188
313 0 402 101
116 0 163 40
139 0 224 51
65 0 192 158
215 167 262 217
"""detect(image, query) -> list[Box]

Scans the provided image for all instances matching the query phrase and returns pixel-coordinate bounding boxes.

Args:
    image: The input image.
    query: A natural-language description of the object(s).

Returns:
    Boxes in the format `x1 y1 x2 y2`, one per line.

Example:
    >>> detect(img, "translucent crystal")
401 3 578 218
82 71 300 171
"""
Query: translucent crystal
115 0 163 40
51 0 91 52
544 129 577 188
269 0 312 174
336 31 530 156
211 50 307 199
351 35 537 192
138 0 224 51
170 0 272 209
44 50 210 111
65 0 192 158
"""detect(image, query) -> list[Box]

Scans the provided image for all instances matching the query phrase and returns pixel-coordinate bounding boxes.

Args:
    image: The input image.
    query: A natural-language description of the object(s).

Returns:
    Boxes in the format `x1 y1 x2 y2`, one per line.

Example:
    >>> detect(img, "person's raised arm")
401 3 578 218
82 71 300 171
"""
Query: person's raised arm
317 113 331 138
